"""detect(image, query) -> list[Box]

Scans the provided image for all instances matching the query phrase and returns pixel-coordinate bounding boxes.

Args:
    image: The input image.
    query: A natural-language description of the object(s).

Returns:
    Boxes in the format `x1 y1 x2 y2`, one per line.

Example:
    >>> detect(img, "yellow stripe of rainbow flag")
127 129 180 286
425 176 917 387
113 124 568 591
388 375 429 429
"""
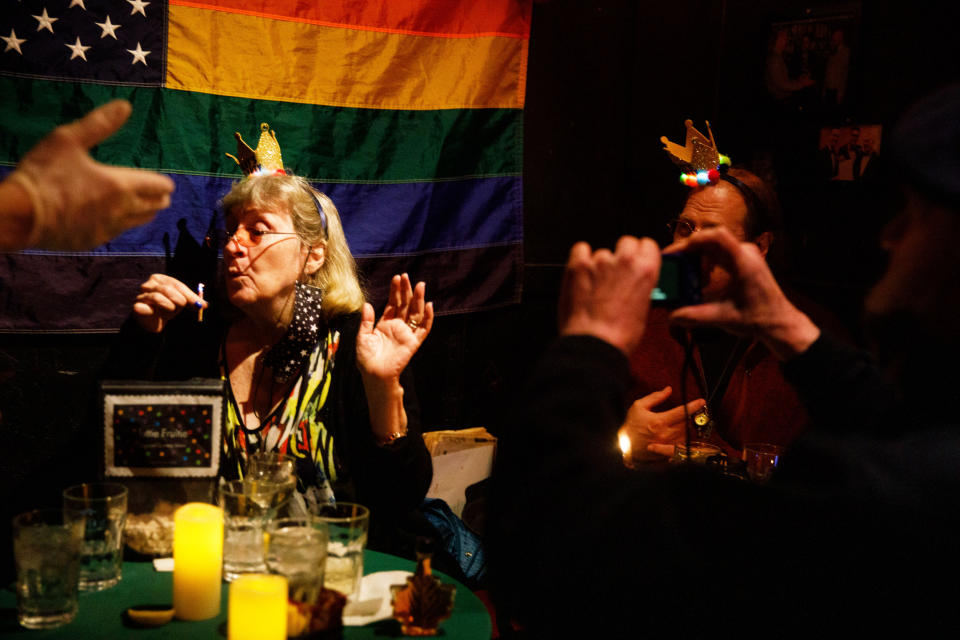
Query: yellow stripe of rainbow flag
166 3 527 110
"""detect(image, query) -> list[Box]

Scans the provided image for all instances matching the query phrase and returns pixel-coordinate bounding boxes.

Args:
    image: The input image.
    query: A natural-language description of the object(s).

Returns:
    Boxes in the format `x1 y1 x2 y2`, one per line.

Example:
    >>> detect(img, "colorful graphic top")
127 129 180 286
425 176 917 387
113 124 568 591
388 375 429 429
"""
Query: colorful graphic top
221 327 342 511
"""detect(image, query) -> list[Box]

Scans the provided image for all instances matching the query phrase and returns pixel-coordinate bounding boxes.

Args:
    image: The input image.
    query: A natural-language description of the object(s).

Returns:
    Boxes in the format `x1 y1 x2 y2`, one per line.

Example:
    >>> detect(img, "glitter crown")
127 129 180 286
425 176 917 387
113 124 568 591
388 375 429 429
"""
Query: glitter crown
222 122 328 235
225 122 285 176
660 119 731 187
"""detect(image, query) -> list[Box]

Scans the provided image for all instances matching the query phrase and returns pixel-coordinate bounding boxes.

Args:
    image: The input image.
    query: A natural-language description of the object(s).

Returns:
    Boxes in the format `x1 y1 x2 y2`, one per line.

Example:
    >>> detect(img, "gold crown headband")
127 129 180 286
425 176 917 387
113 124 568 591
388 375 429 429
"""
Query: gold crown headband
224 123 327 235
660 119 731 187
225 122 285 176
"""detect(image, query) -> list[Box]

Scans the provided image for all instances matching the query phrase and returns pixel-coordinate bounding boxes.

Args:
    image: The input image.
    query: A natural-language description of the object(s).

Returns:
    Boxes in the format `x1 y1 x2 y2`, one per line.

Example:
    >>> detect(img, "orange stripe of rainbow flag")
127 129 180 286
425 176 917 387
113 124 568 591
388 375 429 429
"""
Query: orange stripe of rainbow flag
167 1 529 110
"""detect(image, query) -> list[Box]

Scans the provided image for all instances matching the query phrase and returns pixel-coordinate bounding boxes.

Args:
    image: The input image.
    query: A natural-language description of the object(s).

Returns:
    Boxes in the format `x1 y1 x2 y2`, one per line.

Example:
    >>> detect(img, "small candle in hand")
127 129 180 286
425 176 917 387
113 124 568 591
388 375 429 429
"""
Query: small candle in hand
173 502 223 621
228 574 288 640
196 283 205 322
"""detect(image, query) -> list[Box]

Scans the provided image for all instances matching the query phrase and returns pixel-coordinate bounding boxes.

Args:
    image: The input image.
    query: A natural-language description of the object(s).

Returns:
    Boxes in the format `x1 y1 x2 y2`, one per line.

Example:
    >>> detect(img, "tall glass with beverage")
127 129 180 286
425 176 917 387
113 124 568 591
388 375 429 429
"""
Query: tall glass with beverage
13 509 85 629
314 503 368 599
62 482 128 591
219 478 294 581
266 516 328 606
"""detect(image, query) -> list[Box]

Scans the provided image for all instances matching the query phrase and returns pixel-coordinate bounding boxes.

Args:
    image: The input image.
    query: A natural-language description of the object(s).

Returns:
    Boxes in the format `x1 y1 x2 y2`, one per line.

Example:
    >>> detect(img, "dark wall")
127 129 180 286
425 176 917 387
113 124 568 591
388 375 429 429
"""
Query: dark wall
1 0 958 575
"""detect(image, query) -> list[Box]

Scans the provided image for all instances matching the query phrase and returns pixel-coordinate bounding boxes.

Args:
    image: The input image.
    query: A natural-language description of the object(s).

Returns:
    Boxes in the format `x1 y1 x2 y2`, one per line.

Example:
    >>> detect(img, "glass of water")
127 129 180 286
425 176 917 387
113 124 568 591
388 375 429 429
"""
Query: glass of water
245 453 300 517
219 479 293 581
13 509 85 629
62 482 128 591
266 516 328 606
314 503 369 600
247 452 296 483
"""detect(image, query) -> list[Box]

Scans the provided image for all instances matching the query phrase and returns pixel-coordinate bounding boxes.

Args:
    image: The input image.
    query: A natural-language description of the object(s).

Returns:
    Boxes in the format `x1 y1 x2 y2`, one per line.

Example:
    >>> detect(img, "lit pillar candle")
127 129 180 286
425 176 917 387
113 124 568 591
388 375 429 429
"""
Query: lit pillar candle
173 502 224 621
228 574 288 640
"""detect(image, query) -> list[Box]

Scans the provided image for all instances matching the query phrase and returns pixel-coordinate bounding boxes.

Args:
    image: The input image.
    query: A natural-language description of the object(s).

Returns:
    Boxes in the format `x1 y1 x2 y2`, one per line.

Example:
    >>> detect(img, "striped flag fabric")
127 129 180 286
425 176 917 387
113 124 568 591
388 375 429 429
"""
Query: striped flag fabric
0 0 530 332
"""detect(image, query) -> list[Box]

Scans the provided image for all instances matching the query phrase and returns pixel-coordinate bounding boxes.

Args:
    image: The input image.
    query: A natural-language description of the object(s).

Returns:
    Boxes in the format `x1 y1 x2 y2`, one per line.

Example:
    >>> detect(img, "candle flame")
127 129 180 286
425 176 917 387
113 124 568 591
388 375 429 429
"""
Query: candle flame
618 431 631 457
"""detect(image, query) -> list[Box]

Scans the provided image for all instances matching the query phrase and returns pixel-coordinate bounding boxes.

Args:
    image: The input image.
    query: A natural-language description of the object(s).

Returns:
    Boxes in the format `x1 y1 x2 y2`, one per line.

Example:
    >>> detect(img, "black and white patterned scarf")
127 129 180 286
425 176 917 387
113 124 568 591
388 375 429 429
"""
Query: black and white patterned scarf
262 282 324 384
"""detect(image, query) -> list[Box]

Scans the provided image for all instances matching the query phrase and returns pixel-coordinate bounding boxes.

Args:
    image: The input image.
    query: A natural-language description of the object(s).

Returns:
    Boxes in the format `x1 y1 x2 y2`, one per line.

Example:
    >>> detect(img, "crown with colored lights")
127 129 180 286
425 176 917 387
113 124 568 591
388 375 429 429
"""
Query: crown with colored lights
660 119 731 187
225 122 286 177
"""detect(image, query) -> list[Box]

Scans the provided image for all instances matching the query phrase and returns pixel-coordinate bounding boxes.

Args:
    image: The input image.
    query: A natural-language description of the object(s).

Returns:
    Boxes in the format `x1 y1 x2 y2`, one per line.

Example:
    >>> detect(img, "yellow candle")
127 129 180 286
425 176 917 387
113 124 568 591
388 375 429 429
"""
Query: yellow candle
173 502 224 621
228 574 288 640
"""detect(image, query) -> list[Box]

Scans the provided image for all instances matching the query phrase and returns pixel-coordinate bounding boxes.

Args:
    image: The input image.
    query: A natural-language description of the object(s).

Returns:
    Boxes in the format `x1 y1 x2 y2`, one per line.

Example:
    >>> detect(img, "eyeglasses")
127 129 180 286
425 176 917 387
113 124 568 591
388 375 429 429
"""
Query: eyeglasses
206 227 299 249
667 219 699 238
667 219 750 242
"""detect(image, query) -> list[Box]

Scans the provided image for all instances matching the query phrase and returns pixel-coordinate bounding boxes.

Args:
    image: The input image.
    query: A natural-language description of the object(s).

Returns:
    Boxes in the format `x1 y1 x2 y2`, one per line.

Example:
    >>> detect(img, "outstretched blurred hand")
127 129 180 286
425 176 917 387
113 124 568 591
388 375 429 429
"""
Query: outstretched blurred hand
665 228 820 360
4 99 175 250
558 236 661 356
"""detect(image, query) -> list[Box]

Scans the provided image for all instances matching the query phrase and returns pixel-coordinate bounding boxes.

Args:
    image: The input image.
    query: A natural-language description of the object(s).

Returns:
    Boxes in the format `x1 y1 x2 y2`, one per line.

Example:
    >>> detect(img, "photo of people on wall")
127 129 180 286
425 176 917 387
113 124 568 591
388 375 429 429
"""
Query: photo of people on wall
765 11 858 117
817 124 881 181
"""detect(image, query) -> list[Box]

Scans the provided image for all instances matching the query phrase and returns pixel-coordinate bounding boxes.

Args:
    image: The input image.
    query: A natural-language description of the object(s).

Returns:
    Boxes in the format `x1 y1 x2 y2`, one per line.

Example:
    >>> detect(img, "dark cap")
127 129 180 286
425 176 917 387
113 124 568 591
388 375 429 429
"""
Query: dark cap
887 83 960 208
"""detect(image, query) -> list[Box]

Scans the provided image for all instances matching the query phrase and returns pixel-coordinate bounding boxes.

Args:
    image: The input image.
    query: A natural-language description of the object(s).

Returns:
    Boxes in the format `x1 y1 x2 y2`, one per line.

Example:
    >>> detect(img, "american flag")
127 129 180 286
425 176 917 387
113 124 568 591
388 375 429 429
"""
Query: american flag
1 0 164 85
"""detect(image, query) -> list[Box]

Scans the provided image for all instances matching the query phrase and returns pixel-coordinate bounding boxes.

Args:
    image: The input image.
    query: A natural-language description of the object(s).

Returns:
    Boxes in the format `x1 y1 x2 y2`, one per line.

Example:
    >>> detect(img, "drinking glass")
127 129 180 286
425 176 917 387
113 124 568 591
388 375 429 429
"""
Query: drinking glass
671 441 723 464
247 452 296 482
266 516 329 606
62 482 128 591
219 478 293 581
743 443 784 483
314 503 369 599
13 509 85 629
246 453 301 516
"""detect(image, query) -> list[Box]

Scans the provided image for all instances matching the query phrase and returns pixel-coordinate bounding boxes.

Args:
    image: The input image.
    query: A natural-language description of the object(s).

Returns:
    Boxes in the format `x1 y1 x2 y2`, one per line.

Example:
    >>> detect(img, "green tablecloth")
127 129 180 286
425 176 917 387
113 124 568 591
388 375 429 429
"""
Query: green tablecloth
0 550 491 639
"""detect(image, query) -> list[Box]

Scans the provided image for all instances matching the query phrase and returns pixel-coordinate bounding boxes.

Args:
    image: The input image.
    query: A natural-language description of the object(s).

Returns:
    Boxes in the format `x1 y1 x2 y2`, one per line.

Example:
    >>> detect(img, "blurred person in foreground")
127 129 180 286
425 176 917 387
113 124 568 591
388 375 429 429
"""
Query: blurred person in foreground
490 85 960 636
105 129 433 549
0 100 174 250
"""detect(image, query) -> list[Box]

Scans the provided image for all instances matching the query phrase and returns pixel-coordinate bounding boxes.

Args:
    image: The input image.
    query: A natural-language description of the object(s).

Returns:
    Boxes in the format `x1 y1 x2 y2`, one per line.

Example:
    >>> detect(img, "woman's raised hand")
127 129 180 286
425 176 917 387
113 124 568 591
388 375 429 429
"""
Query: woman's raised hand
356 273 434 381
133 273 206 333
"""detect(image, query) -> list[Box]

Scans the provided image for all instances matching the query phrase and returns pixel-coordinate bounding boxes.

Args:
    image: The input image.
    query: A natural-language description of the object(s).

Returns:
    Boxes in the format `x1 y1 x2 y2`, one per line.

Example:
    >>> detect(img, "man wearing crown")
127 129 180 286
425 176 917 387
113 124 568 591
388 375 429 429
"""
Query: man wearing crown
618 122 848 464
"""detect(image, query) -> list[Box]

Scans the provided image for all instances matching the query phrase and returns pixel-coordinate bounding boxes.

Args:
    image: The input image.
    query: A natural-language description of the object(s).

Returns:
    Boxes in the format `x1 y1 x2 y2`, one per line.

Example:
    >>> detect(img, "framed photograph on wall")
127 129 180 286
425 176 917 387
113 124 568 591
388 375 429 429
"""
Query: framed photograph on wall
764 5 861 117
816 123 881 181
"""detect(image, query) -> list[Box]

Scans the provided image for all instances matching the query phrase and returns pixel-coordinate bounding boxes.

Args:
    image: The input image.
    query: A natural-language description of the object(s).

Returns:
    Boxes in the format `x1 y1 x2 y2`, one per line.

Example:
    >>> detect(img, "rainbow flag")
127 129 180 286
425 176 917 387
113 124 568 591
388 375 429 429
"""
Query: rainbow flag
0 0 529 332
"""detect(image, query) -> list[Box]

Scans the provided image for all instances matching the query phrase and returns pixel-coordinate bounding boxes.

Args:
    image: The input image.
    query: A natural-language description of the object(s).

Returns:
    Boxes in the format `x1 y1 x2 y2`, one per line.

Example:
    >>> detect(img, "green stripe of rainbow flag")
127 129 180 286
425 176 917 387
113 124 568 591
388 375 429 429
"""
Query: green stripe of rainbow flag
0 77 522 182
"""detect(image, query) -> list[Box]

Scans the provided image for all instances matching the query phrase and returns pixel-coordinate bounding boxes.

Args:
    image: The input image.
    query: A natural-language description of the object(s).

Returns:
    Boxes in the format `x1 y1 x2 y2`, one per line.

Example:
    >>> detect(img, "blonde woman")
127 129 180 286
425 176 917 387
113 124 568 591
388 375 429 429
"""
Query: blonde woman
110 173 433 532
